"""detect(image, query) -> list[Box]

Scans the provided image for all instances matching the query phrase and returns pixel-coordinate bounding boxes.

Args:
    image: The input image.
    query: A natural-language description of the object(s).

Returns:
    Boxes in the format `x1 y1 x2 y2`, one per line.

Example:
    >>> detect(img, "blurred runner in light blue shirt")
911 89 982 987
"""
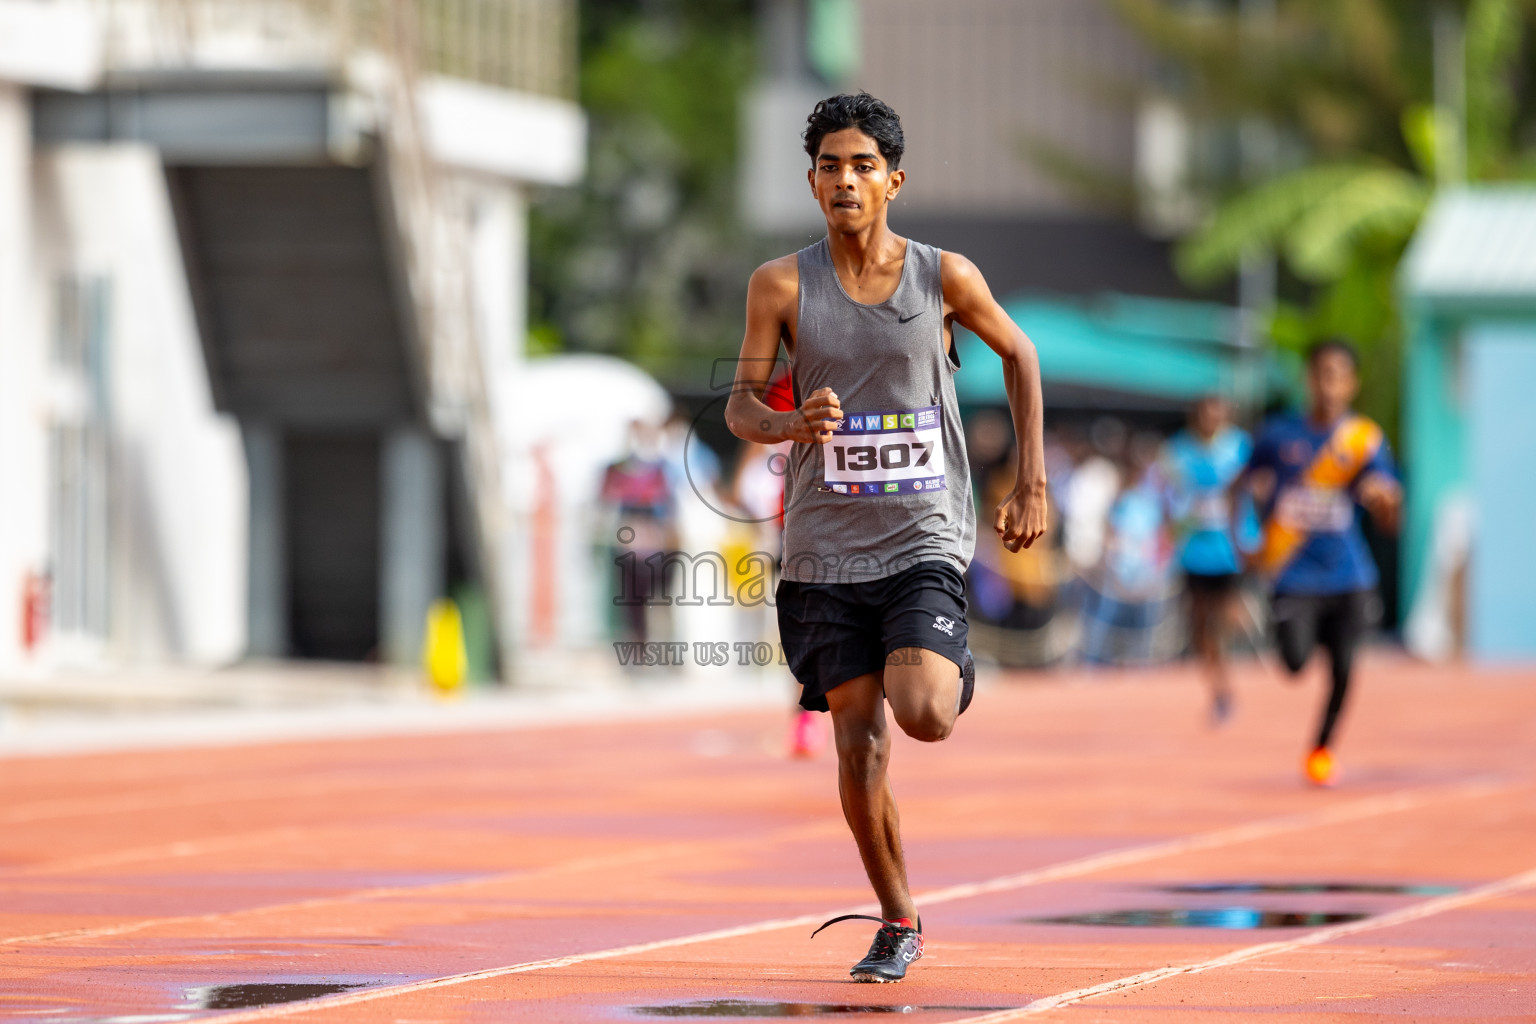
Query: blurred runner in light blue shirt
1160 396 1253 725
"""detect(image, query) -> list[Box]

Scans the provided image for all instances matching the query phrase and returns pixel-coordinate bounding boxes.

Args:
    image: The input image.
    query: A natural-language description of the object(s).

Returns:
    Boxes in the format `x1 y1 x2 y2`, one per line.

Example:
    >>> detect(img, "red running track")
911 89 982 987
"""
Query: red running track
3 653 1535 1022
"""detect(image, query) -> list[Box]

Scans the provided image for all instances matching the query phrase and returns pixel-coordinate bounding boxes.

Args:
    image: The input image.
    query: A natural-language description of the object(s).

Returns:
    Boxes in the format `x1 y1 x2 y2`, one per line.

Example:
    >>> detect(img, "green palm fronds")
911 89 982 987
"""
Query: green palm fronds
1178 163 1430 284
1108 0 1536 438
1283 166 1430 278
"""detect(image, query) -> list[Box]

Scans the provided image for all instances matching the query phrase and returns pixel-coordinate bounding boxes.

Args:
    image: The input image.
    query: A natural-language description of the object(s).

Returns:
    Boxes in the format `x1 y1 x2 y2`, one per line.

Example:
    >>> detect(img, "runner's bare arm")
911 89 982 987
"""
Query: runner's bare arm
726 257 843 445
1358 470 1402 533
941 252 1047 552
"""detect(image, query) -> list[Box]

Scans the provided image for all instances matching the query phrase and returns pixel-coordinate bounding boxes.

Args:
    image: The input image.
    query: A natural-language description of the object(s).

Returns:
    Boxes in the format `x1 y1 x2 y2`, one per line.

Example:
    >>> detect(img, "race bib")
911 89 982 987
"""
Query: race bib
824 405 946 496
1274 485 1353 532
1188 491 1230 530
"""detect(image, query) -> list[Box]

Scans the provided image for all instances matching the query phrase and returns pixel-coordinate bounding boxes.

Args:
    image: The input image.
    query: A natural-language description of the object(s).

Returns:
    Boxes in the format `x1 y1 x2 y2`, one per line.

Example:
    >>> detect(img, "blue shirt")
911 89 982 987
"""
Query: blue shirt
1162 426 1253 576
1248 412 1396 596
1105 481 1169 596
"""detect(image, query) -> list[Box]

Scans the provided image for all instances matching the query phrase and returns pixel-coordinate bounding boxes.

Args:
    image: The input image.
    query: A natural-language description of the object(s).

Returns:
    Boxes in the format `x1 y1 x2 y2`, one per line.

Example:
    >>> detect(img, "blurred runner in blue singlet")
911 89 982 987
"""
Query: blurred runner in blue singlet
1160 395 1254 725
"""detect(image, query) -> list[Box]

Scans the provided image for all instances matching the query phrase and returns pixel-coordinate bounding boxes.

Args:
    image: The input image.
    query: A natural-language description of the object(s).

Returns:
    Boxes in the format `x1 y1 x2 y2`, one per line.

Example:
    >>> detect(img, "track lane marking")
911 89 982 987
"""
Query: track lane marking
9 825 314 877
0 768 612 827
181 778 1511 1024
0 774 391 826
0 821 849 946
909 778 1508 906
3 778 1499 948
947 863 1536 1022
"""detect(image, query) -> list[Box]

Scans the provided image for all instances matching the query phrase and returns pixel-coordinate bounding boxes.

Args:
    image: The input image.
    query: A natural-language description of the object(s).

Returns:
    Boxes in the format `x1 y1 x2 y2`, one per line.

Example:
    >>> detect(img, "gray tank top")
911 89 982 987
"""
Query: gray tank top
781 237 975 584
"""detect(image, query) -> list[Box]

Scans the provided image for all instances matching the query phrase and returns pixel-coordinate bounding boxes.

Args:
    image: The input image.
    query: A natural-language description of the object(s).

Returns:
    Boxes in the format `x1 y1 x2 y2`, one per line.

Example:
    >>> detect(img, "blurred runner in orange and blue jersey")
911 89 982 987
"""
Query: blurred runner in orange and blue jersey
1244 339 1401 786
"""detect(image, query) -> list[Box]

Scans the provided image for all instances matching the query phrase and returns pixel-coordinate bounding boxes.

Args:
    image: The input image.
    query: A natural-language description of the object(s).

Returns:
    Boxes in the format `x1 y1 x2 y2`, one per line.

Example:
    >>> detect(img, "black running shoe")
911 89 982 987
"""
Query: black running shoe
811 913 923 983
958 649 975 716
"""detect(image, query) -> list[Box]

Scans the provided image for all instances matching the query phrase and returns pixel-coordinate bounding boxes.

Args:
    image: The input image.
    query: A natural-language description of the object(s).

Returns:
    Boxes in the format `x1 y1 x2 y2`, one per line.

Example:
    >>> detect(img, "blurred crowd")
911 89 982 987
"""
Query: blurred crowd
596 408 788 661
964 401 1265 674
595 392 1270 677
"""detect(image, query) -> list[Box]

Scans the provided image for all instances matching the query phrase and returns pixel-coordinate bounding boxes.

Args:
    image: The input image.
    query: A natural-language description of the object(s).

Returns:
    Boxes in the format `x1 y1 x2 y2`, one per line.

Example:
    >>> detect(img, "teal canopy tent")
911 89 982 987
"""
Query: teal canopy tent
953 293 1295 410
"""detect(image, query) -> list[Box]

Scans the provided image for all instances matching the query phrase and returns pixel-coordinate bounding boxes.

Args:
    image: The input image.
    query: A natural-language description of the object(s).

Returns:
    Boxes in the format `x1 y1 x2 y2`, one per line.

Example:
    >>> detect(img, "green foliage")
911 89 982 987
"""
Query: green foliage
1178 162 1430 284
1110 0 1427 161
525 322 564 356
528 0 758 382
1114 0 1536 439
1465 0 1527 178
1400 102 1449 177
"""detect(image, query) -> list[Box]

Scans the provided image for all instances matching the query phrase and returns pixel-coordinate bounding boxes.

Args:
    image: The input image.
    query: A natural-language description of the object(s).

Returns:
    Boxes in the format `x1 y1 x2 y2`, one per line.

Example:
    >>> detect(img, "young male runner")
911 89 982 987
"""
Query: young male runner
1244 340 1400 786
725 93 1047 982
1160 395 1252 724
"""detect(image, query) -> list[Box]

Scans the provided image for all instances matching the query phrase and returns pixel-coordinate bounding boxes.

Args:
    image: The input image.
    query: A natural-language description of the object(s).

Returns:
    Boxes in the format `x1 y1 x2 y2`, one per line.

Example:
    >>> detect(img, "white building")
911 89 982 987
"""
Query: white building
0 0 584 677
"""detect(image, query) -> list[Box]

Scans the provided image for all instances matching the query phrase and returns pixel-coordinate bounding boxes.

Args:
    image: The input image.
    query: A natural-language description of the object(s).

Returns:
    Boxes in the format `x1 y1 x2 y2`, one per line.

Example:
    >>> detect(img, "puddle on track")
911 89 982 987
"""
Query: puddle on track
1161 882 1456 896
632 1001 1017 1018
1023 908 1369 929
187 983 366 1010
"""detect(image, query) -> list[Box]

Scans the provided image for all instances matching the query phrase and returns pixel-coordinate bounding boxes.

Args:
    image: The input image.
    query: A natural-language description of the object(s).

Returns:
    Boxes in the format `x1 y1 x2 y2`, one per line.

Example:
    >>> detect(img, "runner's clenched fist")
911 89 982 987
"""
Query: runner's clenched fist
786 386 842 444
994 481 1047 552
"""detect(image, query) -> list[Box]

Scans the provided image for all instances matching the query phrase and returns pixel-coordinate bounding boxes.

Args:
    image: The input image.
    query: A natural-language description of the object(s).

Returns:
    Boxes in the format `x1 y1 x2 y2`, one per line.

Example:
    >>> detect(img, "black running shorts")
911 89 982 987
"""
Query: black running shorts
776 561 969 712
1184 571 1242 597
1272 589 1374 674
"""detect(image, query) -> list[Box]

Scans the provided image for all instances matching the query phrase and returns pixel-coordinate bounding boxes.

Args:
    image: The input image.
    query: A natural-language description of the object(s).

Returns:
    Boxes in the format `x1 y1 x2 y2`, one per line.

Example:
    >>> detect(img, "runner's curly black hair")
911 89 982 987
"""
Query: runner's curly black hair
803 92 905 170
1307 337 1360 370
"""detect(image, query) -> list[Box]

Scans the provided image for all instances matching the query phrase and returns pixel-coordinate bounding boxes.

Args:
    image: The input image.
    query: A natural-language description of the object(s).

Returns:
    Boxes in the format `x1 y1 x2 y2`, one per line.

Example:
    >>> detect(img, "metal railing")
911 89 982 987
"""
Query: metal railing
419 0 574 99
356 0 524 683
95 0 575 98
88 0 549 680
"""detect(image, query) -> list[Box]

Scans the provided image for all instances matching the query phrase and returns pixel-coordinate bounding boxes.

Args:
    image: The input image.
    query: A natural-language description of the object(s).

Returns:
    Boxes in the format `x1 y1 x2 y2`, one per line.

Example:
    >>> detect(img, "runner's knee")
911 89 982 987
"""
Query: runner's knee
1274 620 1311 674
833 718 889 784
891 695 954 743
884 652 960 742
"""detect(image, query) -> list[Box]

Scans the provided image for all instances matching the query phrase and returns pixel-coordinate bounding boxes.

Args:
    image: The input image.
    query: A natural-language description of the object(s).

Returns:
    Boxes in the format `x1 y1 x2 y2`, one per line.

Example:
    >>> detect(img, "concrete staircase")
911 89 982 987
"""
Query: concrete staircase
27 0 581 676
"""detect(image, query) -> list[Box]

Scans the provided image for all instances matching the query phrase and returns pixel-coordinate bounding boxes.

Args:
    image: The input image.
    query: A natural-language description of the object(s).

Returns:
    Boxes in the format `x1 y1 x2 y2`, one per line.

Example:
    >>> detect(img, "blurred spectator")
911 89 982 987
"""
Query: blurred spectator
601 419 675 646
1160 396 1255 725
965 408 1014 482
661 408 720 498
733 441 790 549
968 445 1065 632
1062 418 1123 574
1081 432 1174 666
1042 428 1075 513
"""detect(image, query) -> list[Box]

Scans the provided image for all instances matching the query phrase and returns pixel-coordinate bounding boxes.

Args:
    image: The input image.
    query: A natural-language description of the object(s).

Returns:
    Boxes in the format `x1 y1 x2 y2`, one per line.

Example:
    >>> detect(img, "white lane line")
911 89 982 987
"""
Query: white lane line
188 778 1510 1024
0 821 847 947
911 778 1506 907
0 775 384 826
947 864 1536 1023
0 848 671 948
14 826 313 877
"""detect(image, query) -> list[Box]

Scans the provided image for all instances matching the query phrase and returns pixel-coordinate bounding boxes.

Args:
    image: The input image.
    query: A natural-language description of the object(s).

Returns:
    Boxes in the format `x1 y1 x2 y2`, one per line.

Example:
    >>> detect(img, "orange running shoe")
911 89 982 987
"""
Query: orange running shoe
1304 747 1337 787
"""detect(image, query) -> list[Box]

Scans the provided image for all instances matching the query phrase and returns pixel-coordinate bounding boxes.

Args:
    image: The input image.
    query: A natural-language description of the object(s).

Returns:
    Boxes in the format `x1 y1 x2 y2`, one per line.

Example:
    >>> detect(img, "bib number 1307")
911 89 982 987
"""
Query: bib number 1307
833 441 934 472
824 404 946 496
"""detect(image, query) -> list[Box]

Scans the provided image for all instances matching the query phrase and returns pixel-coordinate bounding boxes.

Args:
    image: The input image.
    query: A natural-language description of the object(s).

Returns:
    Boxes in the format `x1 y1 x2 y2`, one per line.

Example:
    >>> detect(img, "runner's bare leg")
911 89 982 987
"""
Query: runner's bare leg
1192 590 1232 711
827 673 917 923
826 650 961 922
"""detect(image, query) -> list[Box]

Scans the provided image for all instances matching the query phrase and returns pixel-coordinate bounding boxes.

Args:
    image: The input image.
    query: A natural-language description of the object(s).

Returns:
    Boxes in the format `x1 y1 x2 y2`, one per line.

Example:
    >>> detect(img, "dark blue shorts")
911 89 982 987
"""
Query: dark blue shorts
776 561 969 712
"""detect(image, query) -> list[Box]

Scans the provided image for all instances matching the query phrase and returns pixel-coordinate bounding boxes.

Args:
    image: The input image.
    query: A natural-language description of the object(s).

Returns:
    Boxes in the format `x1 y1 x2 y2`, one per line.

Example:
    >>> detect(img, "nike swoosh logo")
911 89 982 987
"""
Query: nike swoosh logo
897 312 923 323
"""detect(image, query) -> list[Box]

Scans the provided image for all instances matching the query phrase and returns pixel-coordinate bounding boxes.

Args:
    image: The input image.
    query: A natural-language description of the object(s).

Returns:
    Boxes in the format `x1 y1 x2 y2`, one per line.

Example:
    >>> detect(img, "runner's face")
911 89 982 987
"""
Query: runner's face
808 128 903 232
1192 397 1227 438
1308 350 1359 420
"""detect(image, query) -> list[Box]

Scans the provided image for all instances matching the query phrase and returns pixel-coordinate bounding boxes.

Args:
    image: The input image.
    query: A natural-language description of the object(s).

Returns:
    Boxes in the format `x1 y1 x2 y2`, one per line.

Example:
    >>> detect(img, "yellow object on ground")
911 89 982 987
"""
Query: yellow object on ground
1304 746 1337 788
423 599 468 695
